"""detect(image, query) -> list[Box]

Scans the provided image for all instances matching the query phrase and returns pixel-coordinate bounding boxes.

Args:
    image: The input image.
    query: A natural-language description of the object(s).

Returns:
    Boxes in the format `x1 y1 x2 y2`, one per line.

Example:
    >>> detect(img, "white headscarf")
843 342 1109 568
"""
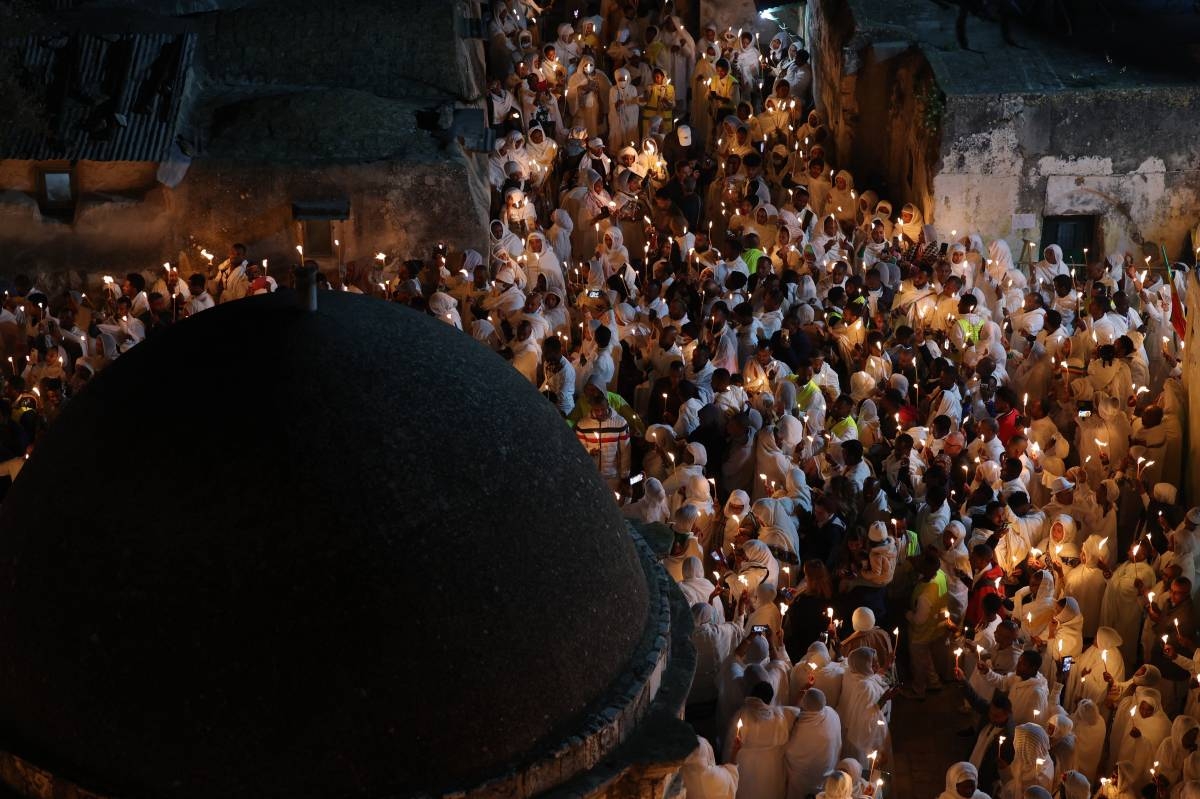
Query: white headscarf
937 761 984 799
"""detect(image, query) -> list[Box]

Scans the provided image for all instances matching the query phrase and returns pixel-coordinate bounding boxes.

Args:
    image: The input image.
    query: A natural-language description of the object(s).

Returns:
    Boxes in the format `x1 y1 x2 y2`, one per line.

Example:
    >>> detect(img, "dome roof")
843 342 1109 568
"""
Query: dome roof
0 291 650 798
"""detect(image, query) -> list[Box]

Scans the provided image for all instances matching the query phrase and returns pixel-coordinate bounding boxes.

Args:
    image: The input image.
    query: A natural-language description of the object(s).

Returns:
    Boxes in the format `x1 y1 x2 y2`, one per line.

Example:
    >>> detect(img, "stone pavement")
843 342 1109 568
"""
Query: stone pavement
889 686 971 798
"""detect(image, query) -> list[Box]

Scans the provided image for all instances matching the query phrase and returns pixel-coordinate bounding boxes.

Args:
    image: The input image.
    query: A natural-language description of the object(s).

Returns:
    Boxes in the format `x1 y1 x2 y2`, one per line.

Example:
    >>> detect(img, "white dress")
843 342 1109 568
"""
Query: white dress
727 698 799 799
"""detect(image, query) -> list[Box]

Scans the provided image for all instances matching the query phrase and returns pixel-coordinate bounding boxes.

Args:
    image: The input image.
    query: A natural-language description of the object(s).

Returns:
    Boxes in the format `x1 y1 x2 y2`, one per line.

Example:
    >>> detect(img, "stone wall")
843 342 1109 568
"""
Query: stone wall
0 149 488 285
807 0 1200 259
807 0 939 219
933 88 1200 258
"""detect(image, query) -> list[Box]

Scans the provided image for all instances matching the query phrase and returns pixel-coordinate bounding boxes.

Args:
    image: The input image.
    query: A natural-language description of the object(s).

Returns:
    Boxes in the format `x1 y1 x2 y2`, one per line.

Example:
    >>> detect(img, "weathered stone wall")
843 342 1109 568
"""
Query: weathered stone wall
933 88 1200 258
0 151 488 282
807 0 938 219
0 161 159 195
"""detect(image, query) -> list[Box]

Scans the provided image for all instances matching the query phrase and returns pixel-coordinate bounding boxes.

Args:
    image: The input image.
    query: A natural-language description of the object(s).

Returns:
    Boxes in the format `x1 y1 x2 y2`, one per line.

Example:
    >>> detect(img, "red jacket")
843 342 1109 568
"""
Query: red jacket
965 563 1004 629
997 407 1021 447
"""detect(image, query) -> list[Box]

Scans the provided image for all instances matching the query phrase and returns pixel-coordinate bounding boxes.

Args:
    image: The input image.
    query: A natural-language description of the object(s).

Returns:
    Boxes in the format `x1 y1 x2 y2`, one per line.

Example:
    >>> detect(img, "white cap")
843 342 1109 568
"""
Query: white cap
1047 476 1075 494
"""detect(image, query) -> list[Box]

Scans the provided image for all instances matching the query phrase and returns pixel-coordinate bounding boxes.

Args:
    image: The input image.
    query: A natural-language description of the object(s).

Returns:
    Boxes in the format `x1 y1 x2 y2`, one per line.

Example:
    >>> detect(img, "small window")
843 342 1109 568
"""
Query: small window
301 219 333 258
36 165 77 222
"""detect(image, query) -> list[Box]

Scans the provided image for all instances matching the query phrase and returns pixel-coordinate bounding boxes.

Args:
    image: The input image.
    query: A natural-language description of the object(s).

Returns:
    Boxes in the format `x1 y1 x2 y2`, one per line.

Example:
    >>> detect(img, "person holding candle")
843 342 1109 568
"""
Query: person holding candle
788 640 845 708
837 646 894 773
999 722 1054 798
1065 627 1125 714
212 243 250 304
1107 676 1161 776
970 648 1049 726
1144 575 1197 712
1150 715 1200 789
1097 538 1158 667
965 692 1015 796
721 672 798 796
781 559 835 659
1110 687 1171 794
688 604 745 738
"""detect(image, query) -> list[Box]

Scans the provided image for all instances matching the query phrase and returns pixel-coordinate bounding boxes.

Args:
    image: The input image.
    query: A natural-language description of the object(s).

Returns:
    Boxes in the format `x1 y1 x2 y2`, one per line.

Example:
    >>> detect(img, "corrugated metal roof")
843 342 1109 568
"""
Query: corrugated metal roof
2 31 194 162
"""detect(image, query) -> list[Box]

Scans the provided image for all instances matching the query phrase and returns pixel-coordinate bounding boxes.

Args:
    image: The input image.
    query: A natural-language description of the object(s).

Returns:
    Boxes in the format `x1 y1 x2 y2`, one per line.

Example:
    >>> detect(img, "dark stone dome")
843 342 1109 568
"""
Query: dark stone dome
0 291 650 798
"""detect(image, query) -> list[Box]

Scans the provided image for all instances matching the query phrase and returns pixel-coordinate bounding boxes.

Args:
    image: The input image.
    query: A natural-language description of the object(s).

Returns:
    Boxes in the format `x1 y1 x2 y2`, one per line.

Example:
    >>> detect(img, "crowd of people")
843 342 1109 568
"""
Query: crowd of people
0 2 1195 799
470 3 1197 799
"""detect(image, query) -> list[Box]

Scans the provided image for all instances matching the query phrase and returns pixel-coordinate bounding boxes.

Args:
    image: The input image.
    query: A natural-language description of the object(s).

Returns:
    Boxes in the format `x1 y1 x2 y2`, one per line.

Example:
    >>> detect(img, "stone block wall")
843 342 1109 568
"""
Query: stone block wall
807 0 940 220
933 87 1200 258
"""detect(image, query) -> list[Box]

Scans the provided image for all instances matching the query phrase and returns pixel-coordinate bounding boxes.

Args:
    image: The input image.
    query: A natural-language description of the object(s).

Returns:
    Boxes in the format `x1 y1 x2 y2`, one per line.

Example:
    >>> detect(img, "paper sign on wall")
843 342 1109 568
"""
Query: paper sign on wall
1012 214 1037 230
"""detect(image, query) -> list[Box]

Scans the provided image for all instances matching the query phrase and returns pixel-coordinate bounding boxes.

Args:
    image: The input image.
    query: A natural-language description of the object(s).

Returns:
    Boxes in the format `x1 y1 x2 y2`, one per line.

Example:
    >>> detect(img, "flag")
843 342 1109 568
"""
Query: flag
1162 244 1187 343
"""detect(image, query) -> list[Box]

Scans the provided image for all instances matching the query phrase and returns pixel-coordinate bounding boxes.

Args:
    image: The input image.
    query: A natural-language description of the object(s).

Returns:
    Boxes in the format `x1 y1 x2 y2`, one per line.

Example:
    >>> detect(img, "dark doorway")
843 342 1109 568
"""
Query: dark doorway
1039 215 1096 266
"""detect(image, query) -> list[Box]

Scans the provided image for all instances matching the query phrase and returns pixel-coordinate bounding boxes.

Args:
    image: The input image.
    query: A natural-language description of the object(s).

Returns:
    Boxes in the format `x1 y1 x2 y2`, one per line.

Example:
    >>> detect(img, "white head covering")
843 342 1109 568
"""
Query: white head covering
851 607 875 632
846 646 875 675
938 762 979 799
850 371 876 403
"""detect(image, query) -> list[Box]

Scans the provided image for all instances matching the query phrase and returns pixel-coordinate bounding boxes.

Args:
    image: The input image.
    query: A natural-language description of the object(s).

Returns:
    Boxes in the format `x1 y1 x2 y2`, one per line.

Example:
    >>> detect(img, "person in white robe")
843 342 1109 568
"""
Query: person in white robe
790 641 845 707
1062 533 1110 640
937 761 990 799
1047 709 1077 776
836 647 892 772
1111 687 1171 794
973 649 1049 725
565 56 611 135
1100 541 1157 667
622 477 671 525
1153 716 1200 787
681 735 739 799
681 556 725 618
1065 626 1125 713
428 292 462 330
784 688 841 799
724 671 799 799
1070 699 1107 784
608 68 641 151
691 603 745 711
1003 722 1054 798
1096 761 1140 799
